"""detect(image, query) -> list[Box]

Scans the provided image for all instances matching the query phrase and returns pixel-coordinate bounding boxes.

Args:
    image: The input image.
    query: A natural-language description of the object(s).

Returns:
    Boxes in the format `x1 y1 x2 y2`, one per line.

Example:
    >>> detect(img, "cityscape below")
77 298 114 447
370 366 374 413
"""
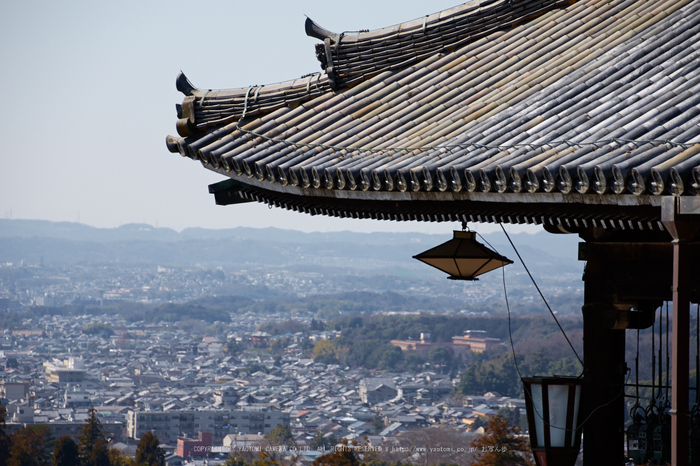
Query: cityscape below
0 219 590 465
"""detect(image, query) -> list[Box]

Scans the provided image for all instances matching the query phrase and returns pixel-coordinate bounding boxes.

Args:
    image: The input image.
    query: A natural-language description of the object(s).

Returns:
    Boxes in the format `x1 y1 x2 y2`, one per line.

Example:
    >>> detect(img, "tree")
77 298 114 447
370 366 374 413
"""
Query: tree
456 357 520 398
468 415 534 466
269 337 287 355
135 431 164 466
226 339 243 355
380 428 473 465
84 440 110 466
77 409 110 466
264 424 294 446
428 347 452 372
300 337 314 354
362 462 415 466
310 432 338 451
9 425 53 466
469 416 490 433
107 450 134 466
224 454 272 466
0 406 12 466
377 346 403 370
313 340 339 365
259 424 296 465
310 319 324 331
403 352 426 371
369 416 385 435
82 322 114 337
496 407 524 430
311 437 392 466
224 458 252 466
311 445 360 466
52 436 79 466
223 456 285 466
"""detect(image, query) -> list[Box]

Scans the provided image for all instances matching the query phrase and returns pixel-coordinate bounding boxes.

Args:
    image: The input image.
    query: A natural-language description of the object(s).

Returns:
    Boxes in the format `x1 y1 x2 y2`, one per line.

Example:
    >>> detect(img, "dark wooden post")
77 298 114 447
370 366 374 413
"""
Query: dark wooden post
662 196 700 466
671 238 691 466
581 244 626 466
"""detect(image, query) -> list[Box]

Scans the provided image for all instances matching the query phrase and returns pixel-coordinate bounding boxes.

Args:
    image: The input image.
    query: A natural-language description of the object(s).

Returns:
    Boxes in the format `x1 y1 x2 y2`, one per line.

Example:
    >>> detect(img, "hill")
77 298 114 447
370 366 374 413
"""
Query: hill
0 219 580 268
0 219 584 314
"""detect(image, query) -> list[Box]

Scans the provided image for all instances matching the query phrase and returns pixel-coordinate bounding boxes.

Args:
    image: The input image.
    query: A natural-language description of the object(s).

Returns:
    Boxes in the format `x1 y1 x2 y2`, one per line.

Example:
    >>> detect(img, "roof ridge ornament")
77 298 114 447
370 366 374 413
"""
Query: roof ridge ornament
175 71 196 96
304 16 339 43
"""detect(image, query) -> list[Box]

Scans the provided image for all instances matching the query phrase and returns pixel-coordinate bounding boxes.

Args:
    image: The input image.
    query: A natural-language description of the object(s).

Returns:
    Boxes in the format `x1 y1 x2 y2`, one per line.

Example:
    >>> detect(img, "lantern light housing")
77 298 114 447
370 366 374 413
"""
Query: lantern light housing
412 230 513 280
522 376 584 466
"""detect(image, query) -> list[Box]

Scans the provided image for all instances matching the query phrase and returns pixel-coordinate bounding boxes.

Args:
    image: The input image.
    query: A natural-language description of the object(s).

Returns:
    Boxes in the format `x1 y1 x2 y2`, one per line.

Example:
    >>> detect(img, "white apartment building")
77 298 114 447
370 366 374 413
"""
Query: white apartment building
127 407 290 444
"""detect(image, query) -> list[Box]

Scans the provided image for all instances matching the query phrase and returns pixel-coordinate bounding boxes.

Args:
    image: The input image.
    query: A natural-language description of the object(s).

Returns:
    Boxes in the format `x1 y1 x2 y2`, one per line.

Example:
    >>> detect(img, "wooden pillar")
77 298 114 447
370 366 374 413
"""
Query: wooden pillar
671 238 691 466
662 196 700 466
581 245 626 466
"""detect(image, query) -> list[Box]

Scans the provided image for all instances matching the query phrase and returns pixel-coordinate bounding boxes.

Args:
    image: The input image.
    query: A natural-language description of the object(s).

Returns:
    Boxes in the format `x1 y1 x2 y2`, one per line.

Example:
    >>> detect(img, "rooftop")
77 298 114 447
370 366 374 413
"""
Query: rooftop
167 0 700 232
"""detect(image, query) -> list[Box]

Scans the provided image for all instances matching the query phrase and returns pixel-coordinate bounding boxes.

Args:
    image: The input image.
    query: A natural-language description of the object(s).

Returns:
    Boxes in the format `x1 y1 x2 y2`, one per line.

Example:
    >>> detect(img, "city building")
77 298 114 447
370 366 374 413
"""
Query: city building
223 433 263 449
127 407 290 445
177 431 212 460
0 381 29 401
389 333 444 354
213 386 239 406
451 330 501 353
44 357 86 383
64 388 91 408
391 330 500 355
358 378 401 405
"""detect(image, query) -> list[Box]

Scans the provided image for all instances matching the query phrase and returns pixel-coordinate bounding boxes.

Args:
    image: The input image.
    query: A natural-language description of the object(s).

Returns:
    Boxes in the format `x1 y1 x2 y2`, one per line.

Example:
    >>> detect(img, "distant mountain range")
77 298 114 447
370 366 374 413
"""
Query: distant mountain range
0 219 582 272
0 219 586 314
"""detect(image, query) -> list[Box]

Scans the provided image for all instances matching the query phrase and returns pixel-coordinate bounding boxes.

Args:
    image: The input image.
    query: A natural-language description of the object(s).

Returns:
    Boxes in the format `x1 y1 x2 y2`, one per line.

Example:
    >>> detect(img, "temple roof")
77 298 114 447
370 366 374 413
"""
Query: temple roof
167 0 700 232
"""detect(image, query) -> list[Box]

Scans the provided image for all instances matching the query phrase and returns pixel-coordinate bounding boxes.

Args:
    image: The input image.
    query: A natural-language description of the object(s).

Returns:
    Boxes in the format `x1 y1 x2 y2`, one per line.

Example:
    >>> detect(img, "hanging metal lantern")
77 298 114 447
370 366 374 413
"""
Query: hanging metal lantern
522 376 583 466
412 230 513 280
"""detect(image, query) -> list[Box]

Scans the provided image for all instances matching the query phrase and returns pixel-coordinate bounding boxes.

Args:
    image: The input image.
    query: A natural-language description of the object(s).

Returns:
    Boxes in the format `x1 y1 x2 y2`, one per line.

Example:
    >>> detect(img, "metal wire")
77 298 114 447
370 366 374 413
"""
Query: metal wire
498 230 625 435
499 223 584 367
502 265 522 379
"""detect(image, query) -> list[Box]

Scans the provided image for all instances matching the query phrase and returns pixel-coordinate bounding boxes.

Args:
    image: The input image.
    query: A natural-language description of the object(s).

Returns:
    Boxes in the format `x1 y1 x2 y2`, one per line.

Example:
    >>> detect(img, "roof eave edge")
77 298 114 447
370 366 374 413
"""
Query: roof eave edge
208 171 663 208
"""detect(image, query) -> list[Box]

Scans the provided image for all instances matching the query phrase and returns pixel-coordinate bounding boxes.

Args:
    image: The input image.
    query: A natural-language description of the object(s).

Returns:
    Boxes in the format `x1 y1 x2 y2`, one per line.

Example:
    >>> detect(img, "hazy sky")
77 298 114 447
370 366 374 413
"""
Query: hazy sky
1 1 539 235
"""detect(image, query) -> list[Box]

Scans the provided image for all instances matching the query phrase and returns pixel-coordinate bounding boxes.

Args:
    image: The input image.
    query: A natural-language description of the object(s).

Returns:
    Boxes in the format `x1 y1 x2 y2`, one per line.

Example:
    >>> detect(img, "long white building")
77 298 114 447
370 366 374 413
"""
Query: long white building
127 407 289 444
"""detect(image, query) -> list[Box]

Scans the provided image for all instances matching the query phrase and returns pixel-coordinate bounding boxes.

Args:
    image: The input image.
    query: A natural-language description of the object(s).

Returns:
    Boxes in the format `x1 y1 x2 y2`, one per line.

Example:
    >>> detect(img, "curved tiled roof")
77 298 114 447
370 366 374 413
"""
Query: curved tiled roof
173 0 573 137
305 0 575 89
168 0 700 231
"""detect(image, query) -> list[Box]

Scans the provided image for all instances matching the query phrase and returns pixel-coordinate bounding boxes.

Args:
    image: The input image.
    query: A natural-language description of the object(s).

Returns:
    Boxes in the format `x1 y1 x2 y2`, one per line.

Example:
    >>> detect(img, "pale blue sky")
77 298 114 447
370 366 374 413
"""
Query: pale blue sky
0 1 538 235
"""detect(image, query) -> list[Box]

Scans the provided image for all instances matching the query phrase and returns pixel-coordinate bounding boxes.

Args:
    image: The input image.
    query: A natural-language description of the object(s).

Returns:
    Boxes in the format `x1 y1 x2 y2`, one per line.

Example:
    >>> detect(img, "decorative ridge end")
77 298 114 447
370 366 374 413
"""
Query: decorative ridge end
305 17 338 42
176 72 197 96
